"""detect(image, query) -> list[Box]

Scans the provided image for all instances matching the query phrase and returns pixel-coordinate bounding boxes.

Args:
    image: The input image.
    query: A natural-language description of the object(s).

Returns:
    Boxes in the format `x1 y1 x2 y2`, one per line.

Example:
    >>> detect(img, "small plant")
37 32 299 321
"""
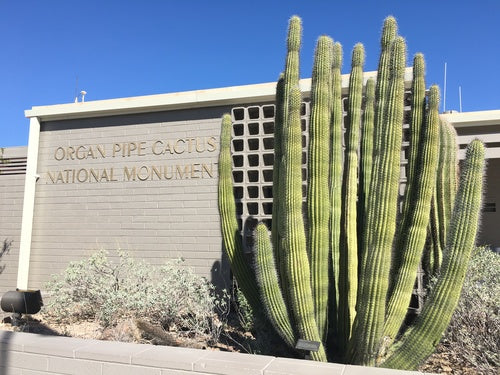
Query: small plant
43 249 229 345
233 285 255 332
440 247 499 372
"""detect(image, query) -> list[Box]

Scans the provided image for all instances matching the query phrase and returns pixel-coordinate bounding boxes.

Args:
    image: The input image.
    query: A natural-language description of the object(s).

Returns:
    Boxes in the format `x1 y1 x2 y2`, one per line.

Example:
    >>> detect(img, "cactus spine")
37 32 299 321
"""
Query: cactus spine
217 15 485 370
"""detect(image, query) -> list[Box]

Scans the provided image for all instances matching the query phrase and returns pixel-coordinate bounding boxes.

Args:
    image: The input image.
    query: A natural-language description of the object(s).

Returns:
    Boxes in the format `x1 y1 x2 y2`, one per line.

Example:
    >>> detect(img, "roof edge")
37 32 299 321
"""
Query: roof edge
26 69 411 122
442 110 500 127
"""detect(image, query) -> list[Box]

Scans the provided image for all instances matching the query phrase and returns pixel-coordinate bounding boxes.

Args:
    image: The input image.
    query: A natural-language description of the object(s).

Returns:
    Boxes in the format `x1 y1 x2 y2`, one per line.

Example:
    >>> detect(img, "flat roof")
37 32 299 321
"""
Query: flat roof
25 69 415 122
442 110 500 127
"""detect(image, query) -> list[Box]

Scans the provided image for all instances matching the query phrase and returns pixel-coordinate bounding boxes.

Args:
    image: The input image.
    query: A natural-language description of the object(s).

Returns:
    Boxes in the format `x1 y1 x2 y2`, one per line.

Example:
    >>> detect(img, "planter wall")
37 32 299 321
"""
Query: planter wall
0 331 429 375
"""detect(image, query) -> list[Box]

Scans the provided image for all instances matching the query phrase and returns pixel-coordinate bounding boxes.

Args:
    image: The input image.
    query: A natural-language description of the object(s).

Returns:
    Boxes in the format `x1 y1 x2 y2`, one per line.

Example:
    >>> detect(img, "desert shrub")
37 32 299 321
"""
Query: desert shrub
233 284 255 332
441 246 499 372
43 250 229 344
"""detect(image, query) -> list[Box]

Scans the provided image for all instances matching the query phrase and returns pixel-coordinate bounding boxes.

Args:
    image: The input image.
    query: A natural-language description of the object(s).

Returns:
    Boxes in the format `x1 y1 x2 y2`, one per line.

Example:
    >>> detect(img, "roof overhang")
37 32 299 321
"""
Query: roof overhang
442 110 500 128
25 69 413 122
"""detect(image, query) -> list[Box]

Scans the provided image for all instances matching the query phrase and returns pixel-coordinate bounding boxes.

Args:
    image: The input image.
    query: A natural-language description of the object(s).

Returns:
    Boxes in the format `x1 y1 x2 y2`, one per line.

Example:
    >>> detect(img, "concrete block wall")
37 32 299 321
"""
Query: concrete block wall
0 146 27 296
477 158 500 248
0 331 430 375
29 106 234 292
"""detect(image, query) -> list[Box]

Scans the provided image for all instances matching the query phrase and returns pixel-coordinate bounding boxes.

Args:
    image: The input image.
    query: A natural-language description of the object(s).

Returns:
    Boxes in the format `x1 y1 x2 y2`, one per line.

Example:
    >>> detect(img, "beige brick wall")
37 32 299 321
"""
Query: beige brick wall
0 331 425 375
0 147 26 296
478 158 500 248
29 107 233 292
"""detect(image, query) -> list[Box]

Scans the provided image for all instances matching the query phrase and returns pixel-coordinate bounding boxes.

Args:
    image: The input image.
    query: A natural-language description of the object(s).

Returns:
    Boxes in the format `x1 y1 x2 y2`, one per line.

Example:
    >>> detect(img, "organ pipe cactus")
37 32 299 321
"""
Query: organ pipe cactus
330 40 344 315
338 42 364 352
217 16 485 370
307 35 333 343
217 114 261 311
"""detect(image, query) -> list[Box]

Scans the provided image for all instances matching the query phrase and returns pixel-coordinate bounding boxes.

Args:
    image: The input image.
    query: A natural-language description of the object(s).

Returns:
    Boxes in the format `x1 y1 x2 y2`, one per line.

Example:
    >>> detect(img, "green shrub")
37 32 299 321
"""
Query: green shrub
43 250 229 344
233 285 254 332
442 247 499 372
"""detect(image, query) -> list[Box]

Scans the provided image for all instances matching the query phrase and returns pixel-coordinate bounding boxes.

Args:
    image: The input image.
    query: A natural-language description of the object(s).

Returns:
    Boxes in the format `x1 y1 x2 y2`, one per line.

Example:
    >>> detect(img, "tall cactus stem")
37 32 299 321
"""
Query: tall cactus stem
308 35 333 342
405 53 426 190
281 86 327 361
358 77 376 241
276 16 302 284
383 140 485 370
329 41 343 311
217 114 261 311
390 53 426 279
338 43 365 349
356 15 397 313
351 36 406 366
384 85 440 342
373 16 398 159
428 119 458 275
272 74 285 276
254 223 295 346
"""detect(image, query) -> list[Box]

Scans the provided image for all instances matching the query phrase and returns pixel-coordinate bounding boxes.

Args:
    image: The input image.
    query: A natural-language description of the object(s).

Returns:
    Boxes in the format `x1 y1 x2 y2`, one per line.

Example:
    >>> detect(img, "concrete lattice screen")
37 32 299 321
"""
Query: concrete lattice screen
229 94 426 314
230 102 309 252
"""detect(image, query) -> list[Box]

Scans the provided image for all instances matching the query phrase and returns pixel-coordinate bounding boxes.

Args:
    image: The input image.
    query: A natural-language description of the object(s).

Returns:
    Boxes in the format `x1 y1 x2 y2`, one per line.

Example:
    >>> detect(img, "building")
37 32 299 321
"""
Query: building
0 77 499 297
442 109 500 250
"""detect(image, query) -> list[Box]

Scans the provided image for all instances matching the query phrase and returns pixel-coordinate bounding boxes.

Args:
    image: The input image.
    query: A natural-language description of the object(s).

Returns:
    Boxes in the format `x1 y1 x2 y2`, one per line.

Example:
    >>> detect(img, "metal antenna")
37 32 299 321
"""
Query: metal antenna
459 86 463 112
443 62 447 112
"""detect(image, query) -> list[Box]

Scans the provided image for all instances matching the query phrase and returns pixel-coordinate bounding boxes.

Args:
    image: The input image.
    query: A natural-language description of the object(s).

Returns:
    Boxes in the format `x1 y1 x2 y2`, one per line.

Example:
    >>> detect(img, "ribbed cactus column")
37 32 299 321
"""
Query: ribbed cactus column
273 16 302 279
307 35 333 342
383 140 485 370
356 16 397 303
350 36 406 366
404 54 427 192
389 53 427 279
338 43 365 350
372 16 398 159
329 41 343 310
254 222 295 346
383 85 440 342
217 114 261 311
281 86 327 361
272 74 285 269
358 77 375 236
428 119 458 274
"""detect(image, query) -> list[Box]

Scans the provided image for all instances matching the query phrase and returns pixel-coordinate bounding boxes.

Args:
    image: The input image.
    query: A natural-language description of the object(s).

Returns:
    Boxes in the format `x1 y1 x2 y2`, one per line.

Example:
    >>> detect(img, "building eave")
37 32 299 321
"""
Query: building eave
25 69 413 122
442 110 500 128
25 80 310 122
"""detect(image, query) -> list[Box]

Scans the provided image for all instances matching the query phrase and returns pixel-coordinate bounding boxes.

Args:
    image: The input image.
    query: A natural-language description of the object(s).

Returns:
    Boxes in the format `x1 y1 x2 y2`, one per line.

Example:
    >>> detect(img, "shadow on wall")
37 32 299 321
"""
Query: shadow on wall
210 253 231 293
0 239 12 375
0 239 12 275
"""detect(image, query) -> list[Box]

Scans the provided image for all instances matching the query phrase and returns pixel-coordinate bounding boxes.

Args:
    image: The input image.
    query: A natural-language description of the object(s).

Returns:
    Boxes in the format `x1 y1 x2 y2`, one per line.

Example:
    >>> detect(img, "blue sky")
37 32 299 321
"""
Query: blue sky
1 1 499 147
